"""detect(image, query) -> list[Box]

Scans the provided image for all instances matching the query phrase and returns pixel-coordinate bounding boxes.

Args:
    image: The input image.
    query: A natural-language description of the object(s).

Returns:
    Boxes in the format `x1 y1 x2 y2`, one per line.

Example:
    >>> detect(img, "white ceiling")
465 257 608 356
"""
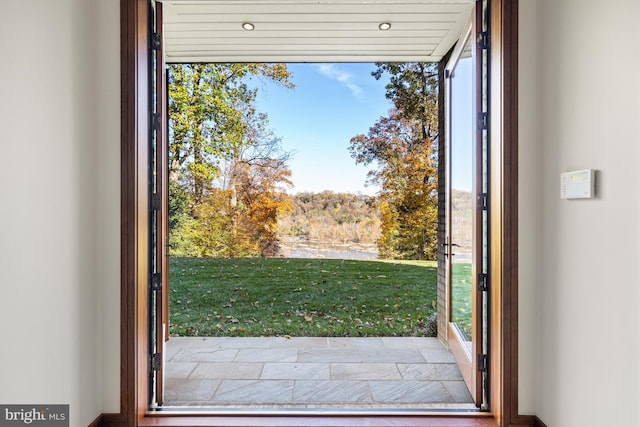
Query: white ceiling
160 0 473 63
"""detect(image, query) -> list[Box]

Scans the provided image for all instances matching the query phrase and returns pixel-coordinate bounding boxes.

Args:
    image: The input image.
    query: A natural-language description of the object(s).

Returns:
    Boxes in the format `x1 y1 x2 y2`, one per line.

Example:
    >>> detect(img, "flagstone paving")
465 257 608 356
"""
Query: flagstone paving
163 336 475 409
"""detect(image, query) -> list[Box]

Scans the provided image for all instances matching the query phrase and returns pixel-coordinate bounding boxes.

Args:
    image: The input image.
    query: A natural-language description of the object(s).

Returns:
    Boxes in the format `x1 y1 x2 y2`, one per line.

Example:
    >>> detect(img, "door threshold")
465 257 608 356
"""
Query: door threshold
140 411 496 427
150 405 482 415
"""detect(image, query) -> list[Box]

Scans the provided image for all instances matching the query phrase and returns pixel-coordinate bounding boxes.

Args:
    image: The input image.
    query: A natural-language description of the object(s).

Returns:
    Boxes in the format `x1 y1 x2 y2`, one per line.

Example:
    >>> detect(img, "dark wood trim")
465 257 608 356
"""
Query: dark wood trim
89 413 129 427
533 416 548 427
116 0 150 425
501 414 538 427
502 0 521 425
507 415 535 426
503 0 520 420
88 414 104 427
99 414 130 427
120 0 136 424
95 413 501 427
506 416 535 427
488 0 523 426
105 0 527 426
138 415 498 427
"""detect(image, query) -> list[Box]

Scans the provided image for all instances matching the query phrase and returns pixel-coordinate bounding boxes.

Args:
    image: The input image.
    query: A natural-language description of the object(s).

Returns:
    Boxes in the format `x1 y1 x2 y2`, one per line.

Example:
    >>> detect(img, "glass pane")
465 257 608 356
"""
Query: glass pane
450 36 474 342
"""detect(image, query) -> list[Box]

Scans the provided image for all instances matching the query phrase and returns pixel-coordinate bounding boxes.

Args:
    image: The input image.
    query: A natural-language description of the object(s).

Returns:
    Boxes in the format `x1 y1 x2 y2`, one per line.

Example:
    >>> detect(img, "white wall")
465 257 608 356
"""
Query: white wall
0 1 121 425
527 0 640 425
94 0 122 414
517 0 541 415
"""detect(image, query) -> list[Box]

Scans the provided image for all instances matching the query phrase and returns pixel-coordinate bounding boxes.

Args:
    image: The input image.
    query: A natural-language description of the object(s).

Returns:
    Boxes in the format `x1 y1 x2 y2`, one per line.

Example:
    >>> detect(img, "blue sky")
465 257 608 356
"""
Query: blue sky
250 61 474 195
251 63 392 195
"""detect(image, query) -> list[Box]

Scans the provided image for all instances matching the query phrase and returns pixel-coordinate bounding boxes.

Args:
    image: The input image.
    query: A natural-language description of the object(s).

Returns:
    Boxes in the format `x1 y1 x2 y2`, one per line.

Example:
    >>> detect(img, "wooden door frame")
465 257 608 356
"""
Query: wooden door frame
96 0 531 426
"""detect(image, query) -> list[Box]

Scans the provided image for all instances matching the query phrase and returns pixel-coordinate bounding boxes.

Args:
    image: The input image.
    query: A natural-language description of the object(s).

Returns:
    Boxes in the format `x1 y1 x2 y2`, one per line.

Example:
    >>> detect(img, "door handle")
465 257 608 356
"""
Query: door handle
442 242 460 257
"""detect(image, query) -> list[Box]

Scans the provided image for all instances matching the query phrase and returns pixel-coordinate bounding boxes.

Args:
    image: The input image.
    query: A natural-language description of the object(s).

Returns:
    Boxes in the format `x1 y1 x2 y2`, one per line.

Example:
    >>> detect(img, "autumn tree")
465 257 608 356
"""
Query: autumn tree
216 110 294 257
349 63 439 260
168 63 294 257
277 191 381 244
229 154 293 256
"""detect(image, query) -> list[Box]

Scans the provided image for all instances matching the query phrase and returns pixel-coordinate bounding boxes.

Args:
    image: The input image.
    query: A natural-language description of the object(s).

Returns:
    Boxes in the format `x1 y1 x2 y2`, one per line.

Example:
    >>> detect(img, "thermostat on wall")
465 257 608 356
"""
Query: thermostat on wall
560 169 595 199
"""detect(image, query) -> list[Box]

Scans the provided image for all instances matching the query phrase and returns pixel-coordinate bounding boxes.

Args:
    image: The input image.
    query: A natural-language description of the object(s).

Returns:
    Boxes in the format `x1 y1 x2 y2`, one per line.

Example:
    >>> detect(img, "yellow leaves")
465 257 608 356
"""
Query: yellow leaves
168 62 295 258
347 67 440 261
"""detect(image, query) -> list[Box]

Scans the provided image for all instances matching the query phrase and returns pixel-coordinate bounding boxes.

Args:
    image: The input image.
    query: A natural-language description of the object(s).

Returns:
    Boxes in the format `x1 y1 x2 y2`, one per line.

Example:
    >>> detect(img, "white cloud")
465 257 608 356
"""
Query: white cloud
315 64 363 98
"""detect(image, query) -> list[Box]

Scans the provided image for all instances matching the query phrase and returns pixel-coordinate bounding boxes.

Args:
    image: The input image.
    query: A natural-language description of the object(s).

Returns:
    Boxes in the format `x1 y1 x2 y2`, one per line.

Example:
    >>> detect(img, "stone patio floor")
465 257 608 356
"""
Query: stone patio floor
163 336 475 409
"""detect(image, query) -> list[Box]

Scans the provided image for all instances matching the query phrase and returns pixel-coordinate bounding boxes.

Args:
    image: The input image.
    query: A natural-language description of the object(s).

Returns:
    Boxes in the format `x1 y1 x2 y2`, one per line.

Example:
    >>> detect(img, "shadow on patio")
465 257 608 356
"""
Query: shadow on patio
163 336 475 409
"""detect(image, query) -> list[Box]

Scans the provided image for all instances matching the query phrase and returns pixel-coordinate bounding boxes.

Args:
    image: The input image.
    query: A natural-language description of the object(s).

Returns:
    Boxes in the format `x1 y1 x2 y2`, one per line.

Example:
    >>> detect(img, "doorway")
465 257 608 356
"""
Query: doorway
152 0 490 416
116 0 523 424
157 61 474 409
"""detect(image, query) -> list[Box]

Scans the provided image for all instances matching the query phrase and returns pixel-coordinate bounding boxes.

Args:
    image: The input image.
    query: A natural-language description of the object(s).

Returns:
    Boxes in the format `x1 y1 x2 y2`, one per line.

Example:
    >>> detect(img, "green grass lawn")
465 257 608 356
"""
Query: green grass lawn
169 257 437 337
450 263 472 339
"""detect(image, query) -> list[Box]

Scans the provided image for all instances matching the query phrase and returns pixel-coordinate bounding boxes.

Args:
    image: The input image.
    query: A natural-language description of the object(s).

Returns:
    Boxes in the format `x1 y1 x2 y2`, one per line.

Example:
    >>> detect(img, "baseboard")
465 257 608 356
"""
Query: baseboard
88 413 127 427
506 414 539 426
88 414 103 427
533 416 548 427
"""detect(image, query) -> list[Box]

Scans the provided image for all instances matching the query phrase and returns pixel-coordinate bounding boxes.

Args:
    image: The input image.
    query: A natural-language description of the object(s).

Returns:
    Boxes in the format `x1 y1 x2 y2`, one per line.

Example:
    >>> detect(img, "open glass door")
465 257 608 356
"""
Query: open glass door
150 0 169 407
444 0 488 408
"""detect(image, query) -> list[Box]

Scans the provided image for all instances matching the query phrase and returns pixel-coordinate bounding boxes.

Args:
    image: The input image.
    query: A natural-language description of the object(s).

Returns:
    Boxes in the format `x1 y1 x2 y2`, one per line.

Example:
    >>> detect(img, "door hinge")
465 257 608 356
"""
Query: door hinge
478 192 488 211
151 273 162 291
478 273 489 292
151 33 161 51
152 112 161 131
151 193 162 211
477 31 489 50
151 353 162 371
478 354 488 373
477 112 488 130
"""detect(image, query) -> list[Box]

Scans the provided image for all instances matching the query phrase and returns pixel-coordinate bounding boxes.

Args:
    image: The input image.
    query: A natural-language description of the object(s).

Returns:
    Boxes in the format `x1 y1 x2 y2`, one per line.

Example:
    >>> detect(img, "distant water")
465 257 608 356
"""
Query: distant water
279 238 378 260
287 247 377 260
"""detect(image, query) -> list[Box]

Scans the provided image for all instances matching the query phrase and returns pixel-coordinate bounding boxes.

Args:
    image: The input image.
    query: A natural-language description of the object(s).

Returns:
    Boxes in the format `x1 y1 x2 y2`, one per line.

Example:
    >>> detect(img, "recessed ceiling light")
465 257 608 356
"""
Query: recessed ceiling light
379 22 391 31
242 22 255 31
